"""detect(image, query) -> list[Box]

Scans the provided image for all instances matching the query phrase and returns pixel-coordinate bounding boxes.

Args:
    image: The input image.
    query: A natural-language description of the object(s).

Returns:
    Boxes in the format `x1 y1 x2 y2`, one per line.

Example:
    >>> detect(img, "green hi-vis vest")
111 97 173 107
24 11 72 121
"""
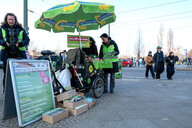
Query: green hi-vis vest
102 44 119 62
1 28 26 51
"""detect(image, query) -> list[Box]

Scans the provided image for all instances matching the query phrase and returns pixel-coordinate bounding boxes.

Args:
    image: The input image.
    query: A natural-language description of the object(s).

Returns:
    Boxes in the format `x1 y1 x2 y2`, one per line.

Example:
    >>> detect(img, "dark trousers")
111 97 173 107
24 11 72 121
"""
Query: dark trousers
2 54 17 92
145 65 155 78
156 73 160 79
3 62 7 92
167 65 175 79
156 62 164 79
104 72 115 92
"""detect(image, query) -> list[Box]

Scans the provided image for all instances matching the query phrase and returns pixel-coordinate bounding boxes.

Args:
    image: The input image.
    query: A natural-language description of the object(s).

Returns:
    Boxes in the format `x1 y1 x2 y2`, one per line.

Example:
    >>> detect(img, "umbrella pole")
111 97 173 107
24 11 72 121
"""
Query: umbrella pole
78 28 82 49
76 11 82 49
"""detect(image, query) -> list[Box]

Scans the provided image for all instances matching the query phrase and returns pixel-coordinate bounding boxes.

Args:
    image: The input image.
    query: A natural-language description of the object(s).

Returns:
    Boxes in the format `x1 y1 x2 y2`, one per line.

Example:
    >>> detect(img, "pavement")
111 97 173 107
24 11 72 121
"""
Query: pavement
0 66 192 128
175 65 192 71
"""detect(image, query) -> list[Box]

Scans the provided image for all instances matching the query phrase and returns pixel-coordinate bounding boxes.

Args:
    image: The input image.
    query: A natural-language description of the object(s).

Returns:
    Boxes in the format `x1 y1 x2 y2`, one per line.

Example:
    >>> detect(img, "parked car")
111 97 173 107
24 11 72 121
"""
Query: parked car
122 59 132 67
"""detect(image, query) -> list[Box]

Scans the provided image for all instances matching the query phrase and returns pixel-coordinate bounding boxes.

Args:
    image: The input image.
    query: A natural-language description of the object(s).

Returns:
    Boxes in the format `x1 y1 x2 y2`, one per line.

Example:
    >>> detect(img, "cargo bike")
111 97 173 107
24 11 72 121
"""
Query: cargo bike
37 49 106 98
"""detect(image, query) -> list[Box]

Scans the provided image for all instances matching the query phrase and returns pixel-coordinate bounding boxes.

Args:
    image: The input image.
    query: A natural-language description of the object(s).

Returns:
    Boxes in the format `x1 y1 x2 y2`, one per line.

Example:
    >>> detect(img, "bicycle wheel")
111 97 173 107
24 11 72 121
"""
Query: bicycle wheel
92 76 105 98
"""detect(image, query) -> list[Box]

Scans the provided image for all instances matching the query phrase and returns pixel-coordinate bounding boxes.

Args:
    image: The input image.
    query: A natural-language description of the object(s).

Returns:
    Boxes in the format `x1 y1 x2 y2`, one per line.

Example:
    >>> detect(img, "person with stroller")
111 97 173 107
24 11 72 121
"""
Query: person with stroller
145 51 155 79
99 33 119 93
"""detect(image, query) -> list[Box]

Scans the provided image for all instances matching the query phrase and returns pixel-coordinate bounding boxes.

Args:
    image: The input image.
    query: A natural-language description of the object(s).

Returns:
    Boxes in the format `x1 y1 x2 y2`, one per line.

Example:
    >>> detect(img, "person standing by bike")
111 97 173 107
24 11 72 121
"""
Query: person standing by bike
82 37 98 56
145 51 155 79
99 33 119 93
0 13 30 92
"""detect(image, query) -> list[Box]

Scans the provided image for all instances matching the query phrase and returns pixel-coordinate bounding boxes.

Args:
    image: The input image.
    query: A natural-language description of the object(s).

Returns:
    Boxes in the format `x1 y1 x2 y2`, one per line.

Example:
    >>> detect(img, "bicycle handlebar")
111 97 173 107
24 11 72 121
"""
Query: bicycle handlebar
41 50 55 56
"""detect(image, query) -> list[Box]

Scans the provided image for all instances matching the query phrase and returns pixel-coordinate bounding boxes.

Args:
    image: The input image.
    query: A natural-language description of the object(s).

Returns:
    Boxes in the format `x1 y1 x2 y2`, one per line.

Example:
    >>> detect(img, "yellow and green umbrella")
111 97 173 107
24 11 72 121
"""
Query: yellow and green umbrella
35 1 116 33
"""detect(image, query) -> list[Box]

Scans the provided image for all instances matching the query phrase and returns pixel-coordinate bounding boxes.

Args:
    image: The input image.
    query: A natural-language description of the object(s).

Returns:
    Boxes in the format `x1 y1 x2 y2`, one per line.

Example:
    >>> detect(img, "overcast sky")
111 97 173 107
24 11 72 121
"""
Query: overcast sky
1 0 192 57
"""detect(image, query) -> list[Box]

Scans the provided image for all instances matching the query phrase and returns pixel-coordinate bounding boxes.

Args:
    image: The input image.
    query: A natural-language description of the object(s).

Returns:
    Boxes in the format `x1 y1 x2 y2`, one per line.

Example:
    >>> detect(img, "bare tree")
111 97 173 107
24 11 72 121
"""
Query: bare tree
157 24 164 47
167 28 174 53
124 43 130 58
28 41 38 56
135 28 144 59
174 46 184 60
189 49 192 59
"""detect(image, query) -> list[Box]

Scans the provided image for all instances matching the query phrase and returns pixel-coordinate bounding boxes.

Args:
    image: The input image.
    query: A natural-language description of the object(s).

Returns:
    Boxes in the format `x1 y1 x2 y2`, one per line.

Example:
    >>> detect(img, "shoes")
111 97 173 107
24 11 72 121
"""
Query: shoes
168 78 173 80
104 89 114 93
103 90 108 93
157 79 160 81
146 77 148 79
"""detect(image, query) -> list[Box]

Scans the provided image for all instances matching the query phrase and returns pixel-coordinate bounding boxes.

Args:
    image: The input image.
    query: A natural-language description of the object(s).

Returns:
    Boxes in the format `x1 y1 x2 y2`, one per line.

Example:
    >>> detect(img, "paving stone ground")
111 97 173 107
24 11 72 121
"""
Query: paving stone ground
0 66 192 128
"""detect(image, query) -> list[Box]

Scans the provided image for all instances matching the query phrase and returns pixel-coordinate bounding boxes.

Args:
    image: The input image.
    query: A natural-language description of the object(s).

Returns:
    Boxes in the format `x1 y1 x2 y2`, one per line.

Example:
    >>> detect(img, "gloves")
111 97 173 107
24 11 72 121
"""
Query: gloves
18 43 24 47
2 42 9 48
16 42 24 47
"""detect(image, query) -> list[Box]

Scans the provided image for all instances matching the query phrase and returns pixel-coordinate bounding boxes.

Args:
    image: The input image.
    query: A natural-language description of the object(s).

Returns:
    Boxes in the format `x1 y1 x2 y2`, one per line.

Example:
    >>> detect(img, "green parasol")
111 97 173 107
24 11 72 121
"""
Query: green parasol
35 1 116 32
35 1 116 48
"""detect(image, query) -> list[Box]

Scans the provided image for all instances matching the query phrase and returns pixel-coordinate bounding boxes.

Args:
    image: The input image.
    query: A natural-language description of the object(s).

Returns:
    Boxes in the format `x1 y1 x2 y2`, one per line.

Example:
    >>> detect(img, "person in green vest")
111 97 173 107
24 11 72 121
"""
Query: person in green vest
99 33 119 93
0 13 30 92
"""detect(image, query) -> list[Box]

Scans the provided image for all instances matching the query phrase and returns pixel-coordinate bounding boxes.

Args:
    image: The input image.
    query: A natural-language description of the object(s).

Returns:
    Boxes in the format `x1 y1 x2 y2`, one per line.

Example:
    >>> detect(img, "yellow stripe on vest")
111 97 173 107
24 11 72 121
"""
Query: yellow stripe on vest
1 28 25 51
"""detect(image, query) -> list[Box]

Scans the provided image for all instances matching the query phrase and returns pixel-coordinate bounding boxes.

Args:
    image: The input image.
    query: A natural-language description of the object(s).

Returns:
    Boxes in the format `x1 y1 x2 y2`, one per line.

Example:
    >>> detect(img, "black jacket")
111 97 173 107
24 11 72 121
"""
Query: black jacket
166 56 179 66
99 40 119 73
82 43 98 56
0 24 30 62
153 51 164 73
99 40 119 59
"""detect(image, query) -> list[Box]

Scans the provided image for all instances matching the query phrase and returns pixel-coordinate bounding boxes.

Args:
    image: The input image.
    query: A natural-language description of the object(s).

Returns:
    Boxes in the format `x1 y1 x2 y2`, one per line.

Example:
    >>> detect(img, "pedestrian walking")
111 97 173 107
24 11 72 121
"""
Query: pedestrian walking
153 46 164 80
145 51 155 79
131 57 133 64
138 58 143 67
188 58 191 65
99 33 119 93
0 13 30 92
133 58 137 67
142 57 145 66
166 52 178 80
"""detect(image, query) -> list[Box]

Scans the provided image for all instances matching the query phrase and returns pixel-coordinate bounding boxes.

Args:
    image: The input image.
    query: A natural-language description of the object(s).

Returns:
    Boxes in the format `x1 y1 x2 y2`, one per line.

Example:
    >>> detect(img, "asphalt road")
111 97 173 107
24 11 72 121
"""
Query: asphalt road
0 67 192 128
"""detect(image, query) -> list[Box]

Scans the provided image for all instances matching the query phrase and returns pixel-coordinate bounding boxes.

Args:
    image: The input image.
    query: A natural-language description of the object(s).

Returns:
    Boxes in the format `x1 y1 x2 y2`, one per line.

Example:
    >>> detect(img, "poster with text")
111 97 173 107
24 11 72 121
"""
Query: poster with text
9 60 55 127
67 35 90 48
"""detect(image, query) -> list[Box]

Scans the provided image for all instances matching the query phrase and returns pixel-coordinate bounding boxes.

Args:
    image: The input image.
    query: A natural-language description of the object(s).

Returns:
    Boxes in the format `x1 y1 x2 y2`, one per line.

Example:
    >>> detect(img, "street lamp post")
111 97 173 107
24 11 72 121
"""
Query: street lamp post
24 0 29 35
24 0 30 59
108 24 110 37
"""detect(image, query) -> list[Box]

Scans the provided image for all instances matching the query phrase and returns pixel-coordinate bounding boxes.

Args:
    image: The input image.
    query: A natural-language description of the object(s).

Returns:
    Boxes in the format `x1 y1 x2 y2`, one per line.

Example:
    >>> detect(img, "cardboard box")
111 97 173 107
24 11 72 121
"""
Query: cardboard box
42 108 69 124
68 104 88 116
55 96 64 108
87 99 96 109
76 92 85 98
63 99 85 109
56 102 64 108
57 89 76 102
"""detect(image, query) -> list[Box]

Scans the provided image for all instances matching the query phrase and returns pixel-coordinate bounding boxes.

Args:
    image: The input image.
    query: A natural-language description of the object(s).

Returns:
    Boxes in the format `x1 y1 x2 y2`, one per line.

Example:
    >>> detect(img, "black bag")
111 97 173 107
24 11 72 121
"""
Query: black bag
104 62 119 73
113 62 119 73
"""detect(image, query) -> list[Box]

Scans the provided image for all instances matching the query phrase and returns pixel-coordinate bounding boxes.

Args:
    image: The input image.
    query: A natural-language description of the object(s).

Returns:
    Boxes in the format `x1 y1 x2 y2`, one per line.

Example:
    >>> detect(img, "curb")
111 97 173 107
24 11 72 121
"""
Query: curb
176 69 192 71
